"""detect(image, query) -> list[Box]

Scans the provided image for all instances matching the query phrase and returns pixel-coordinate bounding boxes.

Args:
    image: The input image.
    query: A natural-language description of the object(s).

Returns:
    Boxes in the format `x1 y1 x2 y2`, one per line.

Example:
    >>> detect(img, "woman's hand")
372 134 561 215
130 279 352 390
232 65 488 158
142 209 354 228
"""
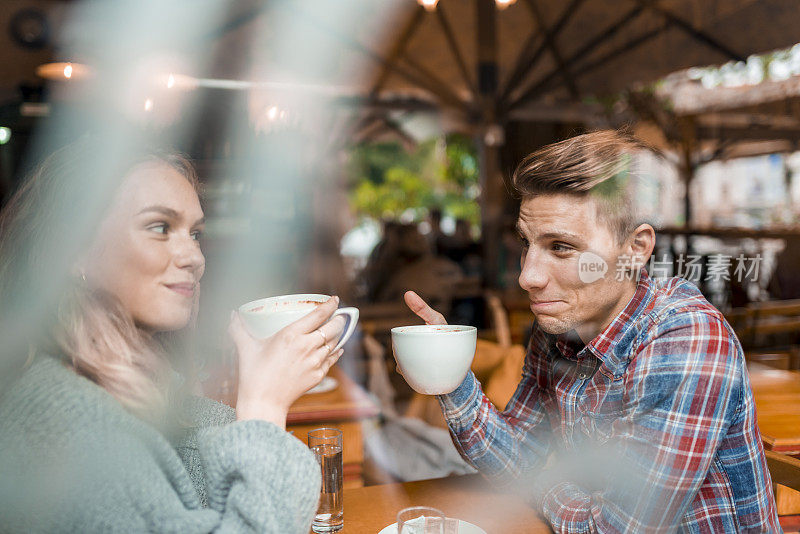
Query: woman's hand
404 290 447 325
229 297 346 428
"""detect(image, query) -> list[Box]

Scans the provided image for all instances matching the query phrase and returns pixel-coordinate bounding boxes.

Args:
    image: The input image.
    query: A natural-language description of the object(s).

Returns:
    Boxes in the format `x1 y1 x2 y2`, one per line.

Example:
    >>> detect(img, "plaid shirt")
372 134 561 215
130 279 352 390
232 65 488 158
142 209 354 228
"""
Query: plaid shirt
439 272 779 533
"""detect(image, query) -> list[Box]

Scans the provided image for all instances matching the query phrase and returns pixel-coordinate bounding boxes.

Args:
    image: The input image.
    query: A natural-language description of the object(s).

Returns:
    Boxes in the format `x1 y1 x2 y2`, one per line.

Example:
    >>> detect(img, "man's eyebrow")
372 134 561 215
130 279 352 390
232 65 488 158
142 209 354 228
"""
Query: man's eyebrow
137 206 205 226
538 231 583 242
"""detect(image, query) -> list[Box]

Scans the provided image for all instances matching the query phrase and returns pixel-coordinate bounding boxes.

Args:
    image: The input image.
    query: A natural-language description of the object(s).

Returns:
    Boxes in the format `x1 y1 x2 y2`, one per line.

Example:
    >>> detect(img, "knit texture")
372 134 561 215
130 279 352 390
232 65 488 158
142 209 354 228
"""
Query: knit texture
0 356 321 533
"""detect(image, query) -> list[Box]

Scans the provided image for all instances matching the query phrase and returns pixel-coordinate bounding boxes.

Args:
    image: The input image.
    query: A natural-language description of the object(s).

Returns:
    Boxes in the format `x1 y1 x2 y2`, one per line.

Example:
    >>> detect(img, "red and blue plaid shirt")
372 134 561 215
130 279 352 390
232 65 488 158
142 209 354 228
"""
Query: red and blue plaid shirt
439 272 779 532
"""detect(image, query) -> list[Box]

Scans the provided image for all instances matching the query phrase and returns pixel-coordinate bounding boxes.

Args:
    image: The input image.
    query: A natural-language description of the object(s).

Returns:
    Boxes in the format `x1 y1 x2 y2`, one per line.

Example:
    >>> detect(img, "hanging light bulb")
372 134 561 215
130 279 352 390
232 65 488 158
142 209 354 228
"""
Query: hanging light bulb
495 0 517 9
417 0 439 11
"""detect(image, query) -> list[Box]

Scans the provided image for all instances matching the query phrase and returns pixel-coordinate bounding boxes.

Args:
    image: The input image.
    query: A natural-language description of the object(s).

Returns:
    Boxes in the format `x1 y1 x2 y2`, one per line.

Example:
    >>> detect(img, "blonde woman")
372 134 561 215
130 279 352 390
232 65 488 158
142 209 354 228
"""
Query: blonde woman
0 139 344 533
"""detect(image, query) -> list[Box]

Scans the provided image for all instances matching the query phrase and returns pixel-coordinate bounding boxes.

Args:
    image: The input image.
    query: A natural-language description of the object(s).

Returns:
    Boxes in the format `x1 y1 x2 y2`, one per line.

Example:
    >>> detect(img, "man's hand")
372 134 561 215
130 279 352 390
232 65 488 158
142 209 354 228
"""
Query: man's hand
404 291 447 325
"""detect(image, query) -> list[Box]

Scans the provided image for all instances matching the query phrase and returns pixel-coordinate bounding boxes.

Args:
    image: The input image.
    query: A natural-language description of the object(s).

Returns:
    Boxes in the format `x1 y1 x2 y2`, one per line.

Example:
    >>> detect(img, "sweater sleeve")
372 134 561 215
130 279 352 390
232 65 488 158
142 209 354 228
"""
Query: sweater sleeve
0 358 322 534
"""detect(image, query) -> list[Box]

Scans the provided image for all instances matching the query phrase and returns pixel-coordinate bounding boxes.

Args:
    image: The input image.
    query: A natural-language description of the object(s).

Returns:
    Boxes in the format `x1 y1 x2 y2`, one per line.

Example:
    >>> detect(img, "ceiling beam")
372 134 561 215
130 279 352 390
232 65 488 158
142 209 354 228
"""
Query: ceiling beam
435 6 477 97
511 15 666 109
500 0 587 102
641 1 746 62
370 6 427 96
695 125 800 143
401 55 470 109
202 4 266 42
522 0 578 99
507 5 643 109
282 2 468 111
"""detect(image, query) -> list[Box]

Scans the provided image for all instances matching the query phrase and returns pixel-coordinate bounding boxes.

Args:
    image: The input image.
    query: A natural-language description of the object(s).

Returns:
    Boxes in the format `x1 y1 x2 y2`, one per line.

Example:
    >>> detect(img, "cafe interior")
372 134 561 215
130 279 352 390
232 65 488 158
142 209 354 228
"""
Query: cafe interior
2 0 800 532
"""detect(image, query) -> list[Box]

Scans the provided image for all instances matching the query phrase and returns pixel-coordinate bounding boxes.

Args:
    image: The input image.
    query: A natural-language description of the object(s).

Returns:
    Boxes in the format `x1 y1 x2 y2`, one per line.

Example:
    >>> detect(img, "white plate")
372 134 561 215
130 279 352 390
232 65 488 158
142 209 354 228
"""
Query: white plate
306 376 338 394
378 519 487 534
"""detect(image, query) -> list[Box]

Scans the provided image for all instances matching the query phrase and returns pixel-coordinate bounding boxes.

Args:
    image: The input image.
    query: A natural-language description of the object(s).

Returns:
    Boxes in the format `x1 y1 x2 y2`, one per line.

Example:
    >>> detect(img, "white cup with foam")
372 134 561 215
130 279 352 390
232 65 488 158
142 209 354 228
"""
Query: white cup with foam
391 325 477 395
238 294 359 351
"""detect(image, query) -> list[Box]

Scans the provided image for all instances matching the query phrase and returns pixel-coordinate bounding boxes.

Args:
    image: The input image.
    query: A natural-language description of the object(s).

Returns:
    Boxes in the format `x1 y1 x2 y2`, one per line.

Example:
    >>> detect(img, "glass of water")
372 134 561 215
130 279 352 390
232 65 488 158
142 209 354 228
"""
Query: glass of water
397 506 445 534
308 428 343 533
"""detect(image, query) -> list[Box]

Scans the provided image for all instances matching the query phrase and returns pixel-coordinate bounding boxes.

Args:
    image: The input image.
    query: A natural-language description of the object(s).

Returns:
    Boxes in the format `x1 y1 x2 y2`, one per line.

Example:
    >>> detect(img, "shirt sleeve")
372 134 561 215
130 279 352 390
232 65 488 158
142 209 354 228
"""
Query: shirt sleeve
437 327 554 485
537 310 744 533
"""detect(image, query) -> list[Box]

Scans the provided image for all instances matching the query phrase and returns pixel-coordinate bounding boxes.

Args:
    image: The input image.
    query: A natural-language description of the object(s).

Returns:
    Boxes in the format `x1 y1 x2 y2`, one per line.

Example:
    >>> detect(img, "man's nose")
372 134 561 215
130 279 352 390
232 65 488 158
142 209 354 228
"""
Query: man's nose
519 250 548 291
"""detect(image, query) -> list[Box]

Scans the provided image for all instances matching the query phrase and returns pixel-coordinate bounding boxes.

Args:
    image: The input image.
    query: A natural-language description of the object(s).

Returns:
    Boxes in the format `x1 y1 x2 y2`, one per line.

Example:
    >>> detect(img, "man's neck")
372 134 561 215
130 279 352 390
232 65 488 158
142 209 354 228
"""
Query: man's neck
575 281 639 344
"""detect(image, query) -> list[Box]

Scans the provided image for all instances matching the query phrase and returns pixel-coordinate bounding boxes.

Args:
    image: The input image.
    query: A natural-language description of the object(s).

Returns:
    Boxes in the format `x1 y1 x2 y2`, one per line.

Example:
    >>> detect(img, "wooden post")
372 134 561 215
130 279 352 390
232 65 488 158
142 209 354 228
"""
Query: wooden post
679 118 697 228
475 0 503 287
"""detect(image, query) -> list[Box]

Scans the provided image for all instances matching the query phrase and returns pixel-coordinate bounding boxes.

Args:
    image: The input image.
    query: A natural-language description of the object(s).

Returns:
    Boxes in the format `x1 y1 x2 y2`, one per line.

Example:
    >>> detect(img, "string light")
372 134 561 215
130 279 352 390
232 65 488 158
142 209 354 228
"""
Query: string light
417 0 439 11
495 0 517 9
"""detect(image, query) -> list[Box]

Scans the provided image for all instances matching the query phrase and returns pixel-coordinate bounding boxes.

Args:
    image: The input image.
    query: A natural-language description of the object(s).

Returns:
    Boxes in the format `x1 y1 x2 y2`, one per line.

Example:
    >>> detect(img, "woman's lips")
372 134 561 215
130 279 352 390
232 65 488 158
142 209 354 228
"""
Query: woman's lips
165 283 195 297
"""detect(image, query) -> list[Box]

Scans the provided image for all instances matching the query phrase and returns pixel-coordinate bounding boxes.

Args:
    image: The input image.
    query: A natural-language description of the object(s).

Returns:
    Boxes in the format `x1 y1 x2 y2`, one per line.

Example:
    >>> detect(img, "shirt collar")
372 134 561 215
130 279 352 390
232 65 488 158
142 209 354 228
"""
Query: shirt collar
555 270 656 373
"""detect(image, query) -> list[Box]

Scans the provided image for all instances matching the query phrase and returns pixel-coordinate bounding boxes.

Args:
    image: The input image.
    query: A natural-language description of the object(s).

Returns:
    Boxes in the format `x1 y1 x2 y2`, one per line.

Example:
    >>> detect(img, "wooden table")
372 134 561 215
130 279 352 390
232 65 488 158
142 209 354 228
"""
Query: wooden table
749 363 800 455
339 474 550 533
289 366 380 488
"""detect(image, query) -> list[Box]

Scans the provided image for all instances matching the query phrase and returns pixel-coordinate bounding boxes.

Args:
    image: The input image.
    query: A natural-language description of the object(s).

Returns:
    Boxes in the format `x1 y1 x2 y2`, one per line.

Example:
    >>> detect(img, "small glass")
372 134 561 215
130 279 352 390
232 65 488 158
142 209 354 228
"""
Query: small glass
308 428 343 533
397 506 445 534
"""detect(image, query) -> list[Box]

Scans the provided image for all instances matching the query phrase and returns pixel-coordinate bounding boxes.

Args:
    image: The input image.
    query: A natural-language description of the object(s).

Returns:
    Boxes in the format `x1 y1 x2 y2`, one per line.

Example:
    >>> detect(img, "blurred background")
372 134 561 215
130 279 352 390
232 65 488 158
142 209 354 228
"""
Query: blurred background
3 0 800 524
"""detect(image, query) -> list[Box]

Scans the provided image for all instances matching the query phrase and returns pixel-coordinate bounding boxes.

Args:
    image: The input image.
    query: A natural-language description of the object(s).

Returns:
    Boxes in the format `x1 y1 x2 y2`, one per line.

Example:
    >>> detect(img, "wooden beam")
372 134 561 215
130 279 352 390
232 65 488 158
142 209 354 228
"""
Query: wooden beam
695 125 800 143
435 7 476 96
500 0 587 102
401 55 470 109
202 4 266 42
476 0 498 97
282 2 467 111
511 16 666 109
522 0 578 99
507 5 642 108
370 7 427 96
643 2 746 62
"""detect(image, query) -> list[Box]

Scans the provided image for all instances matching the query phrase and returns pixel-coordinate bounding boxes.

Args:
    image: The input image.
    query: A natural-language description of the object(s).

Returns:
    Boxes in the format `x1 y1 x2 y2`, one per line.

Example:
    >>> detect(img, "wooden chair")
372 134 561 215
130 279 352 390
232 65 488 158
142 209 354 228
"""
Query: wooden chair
767 450 800 491
766 450 800 531
741 300 800 350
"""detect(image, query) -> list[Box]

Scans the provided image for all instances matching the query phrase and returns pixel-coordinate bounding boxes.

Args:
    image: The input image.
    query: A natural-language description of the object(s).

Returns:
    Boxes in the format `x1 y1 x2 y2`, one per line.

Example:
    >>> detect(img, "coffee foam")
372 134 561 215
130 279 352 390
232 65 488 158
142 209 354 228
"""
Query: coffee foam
249 299 322 313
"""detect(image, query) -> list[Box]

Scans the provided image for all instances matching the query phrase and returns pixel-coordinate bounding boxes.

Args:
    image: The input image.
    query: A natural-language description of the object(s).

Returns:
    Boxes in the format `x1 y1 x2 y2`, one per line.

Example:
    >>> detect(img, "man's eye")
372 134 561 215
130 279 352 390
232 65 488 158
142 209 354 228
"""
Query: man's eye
518 235 530 248
191 230 203 241
552 243 572 253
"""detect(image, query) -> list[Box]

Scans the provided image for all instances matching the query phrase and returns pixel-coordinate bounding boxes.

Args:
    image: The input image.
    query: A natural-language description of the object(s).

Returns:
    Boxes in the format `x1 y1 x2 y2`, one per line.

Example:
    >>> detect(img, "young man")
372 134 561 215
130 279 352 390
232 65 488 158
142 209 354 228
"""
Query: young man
405 130 779 532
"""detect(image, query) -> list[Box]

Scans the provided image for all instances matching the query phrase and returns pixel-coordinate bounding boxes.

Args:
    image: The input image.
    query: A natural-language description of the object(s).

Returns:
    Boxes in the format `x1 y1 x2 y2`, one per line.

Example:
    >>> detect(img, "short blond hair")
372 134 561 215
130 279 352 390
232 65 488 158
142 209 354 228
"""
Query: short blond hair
511 130 653 243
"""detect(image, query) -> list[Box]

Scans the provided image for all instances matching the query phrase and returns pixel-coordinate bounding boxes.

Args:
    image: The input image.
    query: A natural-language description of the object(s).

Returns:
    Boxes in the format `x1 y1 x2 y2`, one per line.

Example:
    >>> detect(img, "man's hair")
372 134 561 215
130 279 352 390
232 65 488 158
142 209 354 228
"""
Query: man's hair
511 129 653 244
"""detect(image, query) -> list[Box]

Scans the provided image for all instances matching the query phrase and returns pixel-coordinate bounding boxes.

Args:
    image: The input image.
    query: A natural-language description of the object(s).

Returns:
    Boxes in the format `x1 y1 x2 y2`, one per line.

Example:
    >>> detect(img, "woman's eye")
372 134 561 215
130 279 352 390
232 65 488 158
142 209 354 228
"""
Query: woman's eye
148 223 168 235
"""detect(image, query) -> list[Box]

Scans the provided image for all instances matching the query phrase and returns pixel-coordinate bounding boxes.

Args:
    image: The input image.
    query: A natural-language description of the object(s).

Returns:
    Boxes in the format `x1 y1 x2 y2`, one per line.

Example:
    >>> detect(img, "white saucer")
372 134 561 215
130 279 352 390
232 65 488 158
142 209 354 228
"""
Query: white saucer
306 376 338 394
378 519 487 534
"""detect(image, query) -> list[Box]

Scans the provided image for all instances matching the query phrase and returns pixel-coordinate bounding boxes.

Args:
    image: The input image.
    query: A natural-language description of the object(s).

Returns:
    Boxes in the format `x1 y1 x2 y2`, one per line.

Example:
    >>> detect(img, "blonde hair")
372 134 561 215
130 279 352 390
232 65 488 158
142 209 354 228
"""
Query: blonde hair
511 129 654 244
0 137 199 420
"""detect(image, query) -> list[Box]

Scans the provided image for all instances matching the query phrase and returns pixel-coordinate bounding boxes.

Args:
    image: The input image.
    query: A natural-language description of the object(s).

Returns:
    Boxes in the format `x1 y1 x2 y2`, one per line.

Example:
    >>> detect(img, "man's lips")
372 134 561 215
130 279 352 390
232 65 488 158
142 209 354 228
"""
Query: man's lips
164 283 195 297
529 300 565 312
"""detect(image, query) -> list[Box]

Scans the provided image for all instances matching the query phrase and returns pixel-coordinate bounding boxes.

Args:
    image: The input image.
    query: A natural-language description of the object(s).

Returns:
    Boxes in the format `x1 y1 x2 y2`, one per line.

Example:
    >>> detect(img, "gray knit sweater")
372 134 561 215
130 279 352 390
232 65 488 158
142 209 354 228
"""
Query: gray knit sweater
0 356 321 533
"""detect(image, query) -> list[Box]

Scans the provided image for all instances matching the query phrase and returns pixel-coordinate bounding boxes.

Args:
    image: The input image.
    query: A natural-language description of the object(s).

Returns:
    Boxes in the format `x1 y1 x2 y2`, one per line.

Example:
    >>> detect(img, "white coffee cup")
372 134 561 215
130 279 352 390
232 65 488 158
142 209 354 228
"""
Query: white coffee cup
391 325 477 395
238 294 359 352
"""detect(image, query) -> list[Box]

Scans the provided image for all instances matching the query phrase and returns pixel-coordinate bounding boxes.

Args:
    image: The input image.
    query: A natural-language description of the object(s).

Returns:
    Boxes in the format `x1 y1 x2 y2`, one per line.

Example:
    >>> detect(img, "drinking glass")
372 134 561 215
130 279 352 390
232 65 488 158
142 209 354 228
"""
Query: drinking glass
397 506 445 534
308 428 343 533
